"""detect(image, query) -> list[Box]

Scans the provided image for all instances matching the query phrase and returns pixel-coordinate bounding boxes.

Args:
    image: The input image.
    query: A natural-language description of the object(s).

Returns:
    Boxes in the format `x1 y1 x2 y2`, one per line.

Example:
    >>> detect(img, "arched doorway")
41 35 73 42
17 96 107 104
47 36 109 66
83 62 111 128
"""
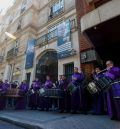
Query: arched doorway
36 51 58 83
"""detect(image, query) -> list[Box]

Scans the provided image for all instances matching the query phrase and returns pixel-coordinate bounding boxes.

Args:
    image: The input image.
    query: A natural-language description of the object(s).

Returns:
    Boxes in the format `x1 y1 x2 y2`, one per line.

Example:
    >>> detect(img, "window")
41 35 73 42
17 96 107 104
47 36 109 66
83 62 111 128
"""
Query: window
1 49 5 57
9 16 14 24
21 0 27 13
15 39 20 48
48 21 63 40
17 19 22 30
49 0 64 19
64 63 74 81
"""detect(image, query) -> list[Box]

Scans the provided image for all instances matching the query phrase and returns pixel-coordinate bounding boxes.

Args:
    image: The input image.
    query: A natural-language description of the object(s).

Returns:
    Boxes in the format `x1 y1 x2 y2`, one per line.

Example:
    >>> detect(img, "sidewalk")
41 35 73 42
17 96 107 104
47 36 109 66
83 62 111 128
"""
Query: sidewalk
0 110 120 129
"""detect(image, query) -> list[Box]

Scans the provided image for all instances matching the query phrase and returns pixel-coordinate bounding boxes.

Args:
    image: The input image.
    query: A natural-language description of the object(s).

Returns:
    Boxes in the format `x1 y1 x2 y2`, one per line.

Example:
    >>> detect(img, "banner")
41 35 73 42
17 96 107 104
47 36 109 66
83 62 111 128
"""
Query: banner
25 39 36 69
57 20 75 59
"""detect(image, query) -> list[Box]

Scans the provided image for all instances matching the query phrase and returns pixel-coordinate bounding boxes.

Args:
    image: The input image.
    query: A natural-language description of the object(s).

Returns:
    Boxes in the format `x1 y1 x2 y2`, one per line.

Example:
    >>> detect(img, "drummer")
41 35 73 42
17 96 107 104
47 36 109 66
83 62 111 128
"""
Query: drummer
55 75 62 88
15 80 29 110
70 67 87 114
92 67 105 115
29 78 41 110
59 75 71 113
104 60 120 120
39 75 53 111
3 80 10 90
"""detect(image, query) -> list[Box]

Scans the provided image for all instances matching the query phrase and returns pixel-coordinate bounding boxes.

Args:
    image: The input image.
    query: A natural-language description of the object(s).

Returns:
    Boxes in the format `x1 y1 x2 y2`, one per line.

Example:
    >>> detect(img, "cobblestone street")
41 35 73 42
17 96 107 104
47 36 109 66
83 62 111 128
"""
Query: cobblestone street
0 111 120 129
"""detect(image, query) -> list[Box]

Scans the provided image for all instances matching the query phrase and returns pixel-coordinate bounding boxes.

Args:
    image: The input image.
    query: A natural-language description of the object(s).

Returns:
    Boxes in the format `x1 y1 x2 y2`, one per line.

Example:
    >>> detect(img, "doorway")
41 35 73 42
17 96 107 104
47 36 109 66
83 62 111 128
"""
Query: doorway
85 15 120 67
36 51 58 83
64 63 74 81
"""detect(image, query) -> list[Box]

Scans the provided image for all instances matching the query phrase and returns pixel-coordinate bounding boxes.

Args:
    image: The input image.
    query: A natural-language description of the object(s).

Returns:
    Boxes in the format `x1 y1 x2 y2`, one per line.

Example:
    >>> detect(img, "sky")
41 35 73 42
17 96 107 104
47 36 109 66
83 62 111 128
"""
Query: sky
0 0 14 15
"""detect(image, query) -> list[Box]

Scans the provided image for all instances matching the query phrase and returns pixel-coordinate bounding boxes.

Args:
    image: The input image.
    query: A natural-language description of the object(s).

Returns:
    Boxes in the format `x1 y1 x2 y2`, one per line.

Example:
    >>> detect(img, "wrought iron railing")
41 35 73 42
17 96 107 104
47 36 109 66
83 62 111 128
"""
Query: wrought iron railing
37 34 48 46
48 7 64 20
36 19 77 46
6 48 18 59
48 29 58 40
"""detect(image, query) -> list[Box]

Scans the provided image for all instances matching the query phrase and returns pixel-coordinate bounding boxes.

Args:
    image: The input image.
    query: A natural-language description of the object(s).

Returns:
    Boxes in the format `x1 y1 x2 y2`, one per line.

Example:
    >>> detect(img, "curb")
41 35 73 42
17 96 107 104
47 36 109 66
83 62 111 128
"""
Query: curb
0 115 44 129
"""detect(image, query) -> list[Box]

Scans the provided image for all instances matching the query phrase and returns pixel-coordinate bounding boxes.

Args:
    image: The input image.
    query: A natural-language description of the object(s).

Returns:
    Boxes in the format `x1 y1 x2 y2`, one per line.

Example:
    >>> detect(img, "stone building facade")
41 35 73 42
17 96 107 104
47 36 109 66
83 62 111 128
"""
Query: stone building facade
0 0 80 85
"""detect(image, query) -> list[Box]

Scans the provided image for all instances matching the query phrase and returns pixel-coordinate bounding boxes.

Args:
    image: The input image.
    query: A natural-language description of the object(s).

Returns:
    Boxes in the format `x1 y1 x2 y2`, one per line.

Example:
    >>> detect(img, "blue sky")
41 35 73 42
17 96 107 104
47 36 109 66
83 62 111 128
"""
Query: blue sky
0 0 14 14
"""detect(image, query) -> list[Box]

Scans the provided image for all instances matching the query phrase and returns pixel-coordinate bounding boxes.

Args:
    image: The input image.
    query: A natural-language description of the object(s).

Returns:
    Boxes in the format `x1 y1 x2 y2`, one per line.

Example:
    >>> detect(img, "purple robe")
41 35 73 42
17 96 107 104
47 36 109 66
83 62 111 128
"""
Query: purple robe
71 72 86 112
39 80 53 110
15 83 29 110
29 80 41 109
44 80 53 89
92 73 105 115
0 82 10 110
2 82 10 91
105 67 120 120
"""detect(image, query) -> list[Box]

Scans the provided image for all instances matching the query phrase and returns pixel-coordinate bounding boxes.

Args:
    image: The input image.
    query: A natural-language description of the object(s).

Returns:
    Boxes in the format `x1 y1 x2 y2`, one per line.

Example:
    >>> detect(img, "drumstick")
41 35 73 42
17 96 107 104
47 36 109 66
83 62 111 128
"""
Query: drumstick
98 69 107 74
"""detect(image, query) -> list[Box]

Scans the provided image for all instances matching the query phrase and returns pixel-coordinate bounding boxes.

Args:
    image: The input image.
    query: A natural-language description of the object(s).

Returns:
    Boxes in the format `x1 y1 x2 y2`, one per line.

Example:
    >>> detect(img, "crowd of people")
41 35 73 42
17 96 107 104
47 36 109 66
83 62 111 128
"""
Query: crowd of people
0 60 120 121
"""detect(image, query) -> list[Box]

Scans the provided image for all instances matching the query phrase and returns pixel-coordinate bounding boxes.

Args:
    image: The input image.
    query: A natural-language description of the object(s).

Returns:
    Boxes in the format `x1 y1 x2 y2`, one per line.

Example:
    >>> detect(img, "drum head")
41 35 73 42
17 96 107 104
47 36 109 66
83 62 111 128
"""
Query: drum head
88 82 98 94
39 88 45 94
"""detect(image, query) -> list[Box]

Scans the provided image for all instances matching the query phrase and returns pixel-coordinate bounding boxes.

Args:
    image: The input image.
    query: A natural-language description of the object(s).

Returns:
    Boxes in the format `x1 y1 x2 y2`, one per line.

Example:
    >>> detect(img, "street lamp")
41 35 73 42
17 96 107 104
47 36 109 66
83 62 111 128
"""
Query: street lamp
5 31 16 40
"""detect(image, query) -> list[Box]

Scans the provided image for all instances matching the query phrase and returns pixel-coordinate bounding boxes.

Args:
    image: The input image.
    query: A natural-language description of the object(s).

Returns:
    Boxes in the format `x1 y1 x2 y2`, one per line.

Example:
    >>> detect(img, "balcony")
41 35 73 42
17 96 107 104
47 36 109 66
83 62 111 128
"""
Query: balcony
37 29 58 47
48 7 64 21
81 0 120 32
36 20 77 47
6 48 18 60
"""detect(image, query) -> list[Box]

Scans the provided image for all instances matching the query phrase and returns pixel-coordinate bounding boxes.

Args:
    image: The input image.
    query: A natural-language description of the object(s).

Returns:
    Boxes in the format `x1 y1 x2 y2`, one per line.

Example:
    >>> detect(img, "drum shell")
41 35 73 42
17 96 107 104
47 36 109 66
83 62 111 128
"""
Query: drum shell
68 83 78 93
96 77 112 91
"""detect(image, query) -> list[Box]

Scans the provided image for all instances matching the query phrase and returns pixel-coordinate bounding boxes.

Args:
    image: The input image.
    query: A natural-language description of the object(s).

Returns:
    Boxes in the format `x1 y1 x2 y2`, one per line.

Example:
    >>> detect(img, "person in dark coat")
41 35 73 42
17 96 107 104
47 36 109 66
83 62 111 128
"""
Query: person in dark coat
104 60 120 120
29 78 41 110
15 80 29 110
55 75 62 88
59 75 71 113
39 75 53 111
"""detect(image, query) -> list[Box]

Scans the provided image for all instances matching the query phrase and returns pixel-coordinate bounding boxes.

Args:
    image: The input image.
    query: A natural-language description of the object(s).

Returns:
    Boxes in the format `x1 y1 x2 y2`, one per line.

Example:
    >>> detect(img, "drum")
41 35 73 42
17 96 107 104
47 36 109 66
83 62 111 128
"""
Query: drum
96 77 113 91
87 81 100 94
44 89 65 98
39 88 45 96
68 83 77 94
